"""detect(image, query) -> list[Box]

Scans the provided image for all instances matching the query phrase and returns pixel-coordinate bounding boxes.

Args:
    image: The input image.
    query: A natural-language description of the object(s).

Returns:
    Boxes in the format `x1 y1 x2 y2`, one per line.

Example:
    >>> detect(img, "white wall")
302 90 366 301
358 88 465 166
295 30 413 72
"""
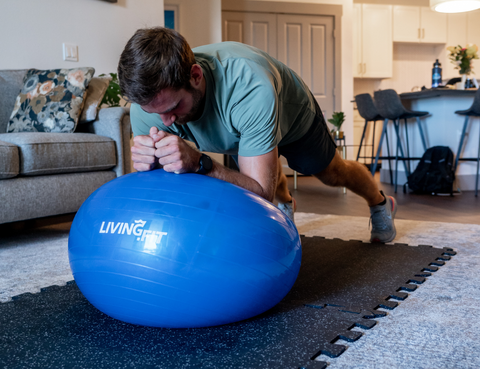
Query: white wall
0 0 352 139
166 0 222 48
0 0 164 75
0 0 353 159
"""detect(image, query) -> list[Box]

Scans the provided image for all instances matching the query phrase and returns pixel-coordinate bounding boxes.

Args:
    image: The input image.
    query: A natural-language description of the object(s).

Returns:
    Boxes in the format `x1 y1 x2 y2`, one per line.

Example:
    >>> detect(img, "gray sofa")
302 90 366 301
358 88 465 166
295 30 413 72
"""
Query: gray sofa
0 69 132 225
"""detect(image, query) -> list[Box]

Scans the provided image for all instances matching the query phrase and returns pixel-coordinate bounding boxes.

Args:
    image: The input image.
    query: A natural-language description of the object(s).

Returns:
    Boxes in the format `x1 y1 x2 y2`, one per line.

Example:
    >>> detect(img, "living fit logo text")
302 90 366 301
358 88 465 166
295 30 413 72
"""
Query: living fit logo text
99 219 168 244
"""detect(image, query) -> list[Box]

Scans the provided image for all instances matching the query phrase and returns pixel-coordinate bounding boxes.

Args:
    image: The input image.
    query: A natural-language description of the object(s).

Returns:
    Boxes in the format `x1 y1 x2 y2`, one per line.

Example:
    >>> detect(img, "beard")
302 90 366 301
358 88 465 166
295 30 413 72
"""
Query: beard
175 88 205 125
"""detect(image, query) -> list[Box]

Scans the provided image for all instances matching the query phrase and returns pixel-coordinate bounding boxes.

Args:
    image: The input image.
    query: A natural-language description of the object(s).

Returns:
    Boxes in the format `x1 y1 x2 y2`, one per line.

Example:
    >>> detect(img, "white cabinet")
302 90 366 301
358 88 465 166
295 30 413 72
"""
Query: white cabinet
467 9 480 75
353 4 393 78
444 10 480 79
445 13 467 79
421 7 448 43
353 4 363 78
392 6 420 43
393 6 447 43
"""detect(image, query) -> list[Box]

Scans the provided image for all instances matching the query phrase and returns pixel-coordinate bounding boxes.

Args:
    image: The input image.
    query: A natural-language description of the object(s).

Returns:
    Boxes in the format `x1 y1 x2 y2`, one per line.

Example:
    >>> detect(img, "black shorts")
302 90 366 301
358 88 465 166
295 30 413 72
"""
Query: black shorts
278 100 337 175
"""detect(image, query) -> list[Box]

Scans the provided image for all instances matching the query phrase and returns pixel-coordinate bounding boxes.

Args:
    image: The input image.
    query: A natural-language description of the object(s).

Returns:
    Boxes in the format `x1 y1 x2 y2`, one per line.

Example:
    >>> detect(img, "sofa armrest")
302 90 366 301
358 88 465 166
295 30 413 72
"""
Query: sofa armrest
91 107 132 177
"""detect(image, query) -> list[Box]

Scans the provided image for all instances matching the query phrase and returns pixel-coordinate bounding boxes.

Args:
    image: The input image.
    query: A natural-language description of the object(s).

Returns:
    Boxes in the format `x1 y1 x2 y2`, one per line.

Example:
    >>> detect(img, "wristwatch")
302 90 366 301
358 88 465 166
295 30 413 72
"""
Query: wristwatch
196 154 213 175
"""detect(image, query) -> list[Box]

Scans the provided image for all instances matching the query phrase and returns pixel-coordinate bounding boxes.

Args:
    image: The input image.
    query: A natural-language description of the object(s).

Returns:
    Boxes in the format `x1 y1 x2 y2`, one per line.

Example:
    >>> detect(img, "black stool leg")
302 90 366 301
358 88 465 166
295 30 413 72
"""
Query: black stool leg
416 116 428 151
384 123 393 185
371 120 377 167
395 120 400 193
455 116 470 172
371 118 389 175
393 119 410 177
476 127 480 197
357 119 368 162
404 118 411 174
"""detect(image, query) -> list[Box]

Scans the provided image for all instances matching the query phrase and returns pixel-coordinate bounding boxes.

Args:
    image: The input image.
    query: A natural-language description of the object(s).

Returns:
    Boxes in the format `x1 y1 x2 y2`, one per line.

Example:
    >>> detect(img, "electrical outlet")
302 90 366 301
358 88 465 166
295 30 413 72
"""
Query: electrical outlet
63 43 78 62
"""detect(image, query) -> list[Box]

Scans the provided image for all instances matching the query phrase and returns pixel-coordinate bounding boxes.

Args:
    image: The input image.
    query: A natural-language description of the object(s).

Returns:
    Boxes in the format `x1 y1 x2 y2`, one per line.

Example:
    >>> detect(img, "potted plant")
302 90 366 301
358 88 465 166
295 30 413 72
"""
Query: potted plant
328 111 346 140
446 44 479 89
99 73 129 107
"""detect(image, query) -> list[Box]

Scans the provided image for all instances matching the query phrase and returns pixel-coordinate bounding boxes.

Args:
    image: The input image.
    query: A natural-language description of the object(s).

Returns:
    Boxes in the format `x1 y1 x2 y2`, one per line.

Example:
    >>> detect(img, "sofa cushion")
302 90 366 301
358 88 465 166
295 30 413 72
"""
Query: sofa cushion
0 69 28 134
1 171 117 224
0 132 116 176
7 68 94 134
0 140 19 179
79 76 111 124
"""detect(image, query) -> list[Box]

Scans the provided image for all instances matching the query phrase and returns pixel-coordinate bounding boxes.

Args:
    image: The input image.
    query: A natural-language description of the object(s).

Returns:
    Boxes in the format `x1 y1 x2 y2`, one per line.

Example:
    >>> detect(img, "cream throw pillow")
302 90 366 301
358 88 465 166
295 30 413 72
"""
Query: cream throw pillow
79 76 111 123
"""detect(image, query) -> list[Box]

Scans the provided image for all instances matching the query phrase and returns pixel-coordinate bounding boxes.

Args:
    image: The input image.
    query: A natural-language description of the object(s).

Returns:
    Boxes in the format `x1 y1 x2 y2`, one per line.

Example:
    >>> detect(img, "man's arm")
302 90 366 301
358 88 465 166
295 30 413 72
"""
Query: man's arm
212 149 279 202
152 130 279 202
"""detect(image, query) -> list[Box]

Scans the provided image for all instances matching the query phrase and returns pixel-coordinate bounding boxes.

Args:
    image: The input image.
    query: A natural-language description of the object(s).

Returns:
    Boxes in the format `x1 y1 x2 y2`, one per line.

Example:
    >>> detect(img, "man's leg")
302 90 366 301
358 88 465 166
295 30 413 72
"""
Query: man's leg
314 151 397 243
275 160 296 222
314 151 384 206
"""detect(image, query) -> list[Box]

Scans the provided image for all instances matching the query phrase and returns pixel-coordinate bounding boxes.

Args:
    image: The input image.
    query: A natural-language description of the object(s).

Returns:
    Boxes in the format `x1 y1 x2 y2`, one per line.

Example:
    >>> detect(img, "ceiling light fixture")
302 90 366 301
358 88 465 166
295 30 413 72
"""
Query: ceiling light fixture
431 0 480 13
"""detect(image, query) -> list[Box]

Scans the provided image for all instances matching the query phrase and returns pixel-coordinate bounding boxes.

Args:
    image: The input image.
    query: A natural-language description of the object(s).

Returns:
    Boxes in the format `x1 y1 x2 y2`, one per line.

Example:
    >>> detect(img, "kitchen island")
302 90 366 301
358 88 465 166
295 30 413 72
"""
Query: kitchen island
379 88 478 191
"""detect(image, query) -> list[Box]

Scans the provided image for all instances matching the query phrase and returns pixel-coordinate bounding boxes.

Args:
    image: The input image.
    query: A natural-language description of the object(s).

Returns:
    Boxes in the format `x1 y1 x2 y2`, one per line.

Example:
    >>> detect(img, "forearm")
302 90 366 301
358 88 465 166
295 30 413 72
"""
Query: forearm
149 131 278 201
206 158 277 203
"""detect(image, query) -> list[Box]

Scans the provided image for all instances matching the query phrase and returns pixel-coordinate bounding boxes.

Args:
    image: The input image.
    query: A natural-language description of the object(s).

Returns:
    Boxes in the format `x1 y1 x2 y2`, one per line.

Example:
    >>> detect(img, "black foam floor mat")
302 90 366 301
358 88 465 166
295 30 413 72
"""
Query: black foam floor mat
0 236 455 369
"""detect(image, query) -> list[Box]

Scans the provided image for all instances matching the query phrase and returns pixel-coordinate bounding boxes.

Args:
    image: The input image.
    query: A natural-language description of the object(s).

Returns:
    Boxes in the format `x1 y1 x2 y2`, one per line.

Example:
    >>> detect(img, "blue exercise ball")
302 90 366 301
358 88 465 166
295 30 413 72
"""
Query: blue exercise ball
68 169 301 328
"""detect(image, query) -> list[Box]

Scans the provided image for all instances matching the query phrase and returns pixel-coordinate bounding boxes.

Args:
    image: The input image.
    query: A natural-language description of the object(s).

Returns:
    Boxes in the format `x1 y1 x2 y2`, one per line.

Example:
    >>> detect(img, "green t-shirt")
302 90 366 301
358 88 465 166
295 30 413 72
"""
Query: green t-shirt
131 42 317 157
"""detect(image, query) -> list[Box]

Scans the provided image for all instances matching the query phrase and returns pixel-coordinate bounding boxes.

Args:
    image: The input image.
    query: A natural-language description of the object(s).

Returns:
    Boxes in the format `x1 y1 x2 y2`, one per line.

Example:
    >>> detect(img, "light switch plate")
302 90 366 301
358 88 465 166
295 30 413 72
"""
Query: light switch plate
63 43 78 62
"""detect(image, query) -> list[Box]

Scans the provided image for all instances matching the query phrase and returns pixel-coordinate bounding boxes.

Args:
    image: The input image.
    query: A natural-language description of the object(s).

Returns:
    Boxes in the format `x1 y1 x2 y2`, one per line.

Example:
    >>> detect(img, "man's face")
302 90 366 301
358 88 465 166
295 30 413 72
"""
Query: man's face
141 86 204 127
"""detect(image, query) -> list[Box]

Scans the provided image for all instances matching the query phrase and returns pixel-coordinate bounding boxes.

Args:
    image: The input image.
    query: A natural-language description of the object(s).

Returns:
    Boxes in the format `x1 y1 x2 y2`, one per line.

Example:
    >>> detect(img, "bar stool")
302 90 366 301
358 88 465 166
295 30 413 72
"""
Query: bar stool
372 89 429 192
454 88 480 196
354 93 393 184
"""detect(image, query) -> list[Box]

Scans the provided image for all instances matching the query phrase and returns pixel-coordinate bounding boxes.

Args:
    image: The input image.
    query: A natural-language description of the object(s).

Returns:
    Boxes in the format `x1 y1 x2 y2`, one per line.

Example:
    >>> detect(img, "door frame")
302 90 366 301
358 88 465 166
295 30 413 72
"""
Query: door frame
221 0 342 112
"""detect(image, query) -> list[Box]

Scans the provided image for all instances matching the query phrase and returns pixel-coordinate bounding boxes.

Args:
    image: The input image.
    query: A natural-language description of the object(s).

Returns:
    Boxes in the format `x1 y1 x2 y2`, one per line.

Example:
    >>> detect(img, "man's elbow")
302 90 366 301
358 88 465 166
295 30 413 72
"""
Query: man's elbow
259 186 276 204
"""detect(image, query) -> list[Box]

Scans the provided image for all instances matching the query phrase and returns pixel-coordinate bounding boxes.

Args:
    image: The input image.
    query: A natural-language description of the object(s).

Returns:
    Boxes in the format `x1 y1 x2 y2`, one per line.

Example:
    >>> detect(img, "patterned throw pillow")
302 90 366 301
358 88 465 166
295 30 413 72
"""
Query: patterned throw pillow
7 67 95 133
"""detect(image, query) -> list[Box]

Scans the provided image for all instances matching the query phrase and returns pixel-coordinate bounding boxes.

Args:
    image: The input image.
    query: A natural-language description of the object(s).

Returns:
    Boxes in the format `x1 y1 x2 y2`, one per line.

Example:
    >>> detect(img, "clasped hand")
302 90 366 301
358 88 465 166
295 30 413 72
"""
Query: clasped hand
131 127 201 173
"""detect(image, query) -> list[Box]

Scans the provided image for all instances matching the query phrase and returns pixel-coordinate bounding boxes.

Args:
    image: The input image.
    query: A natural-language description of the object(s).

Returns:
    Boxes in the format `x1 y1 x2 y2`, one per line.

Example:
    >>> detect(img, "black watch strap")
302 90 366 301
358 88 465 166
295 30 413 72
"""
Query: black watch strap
196 154 213 175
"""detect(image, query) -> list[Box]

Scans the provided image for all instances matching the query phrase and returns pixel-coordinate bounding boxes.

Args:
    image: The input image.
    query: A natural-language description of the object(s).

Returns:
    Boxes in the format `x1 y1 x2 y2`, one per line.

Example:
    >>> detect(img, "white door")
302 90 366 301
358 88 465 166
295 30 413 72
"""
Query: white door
222 11 277 56
222 11 335 119
276 14 335 119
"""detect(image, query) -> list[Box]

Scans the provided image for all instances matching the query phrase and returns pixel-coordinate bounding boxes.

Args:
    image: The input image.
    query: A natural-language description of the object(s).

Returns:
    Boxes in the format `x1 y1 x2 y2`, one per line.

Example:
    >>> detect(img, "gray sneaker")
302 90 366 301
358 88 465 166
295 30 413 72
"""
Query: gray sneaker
370 192 397 243
278 197 296 223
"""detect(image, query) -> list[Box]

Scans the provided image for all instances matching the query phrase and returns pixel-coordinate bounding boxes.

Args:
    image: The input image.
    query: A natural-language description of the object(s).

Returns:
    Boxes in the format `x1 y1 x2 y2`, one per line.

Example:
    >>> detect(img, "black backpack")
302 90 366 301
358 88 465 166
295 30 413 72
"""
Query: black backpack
405 146 455 195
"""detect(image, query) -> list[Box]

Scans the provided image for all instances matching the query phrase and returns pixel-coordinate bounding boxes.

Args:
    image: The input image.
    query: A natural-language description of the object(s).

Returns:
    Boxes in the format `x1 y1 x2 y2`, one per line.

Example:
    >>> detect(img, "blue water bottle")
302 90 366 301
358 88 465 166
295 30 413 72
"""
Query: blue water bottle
432 59 442 88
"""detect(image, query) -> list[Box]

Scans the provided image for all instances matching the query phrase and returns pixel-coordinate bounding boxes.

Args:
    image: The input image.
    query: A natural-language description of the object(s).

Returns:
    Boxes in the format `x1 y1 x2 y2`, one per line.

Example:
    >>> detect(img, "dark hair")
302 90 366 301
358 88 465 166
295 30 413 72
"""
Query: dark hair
118 27 196 105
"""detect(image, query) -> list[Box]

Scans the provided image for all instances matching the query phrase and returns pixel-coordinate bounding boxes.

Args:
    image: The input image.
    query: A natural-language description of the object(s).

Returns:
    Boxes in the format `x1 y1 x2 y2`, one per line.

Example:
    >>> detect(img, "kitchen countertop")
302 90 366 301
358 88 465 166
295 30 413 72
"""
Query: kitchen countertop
399 88 477 100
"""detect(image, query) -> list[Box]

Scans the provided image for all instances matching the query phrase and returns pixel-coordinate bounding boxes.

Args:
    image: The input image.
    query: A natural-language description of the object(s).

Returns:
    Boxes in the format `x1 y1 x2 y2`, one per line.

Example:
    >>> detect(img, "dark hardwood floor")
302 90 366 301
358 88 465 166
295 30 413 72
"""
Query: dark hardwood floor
1 173 479 237
289 174 480 225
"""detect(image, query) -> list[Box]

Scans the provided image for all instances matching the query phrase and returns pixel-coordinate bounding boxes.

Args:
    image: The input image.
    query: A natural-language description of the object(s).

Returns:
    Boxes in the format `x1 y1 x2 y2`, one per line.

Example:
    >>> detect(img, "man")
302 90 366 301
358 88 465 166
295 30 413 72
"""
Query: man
118 27 397 243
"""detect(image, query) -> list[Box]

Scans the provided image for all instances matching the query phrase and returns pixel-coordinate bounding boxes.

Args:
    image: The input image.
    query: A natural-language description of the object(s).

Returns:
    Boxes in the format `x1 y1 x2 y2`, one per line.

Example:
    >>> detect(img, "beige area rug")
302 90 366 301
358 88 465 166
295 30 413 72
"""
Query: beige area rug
296 213 480 369
1 213 479 368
